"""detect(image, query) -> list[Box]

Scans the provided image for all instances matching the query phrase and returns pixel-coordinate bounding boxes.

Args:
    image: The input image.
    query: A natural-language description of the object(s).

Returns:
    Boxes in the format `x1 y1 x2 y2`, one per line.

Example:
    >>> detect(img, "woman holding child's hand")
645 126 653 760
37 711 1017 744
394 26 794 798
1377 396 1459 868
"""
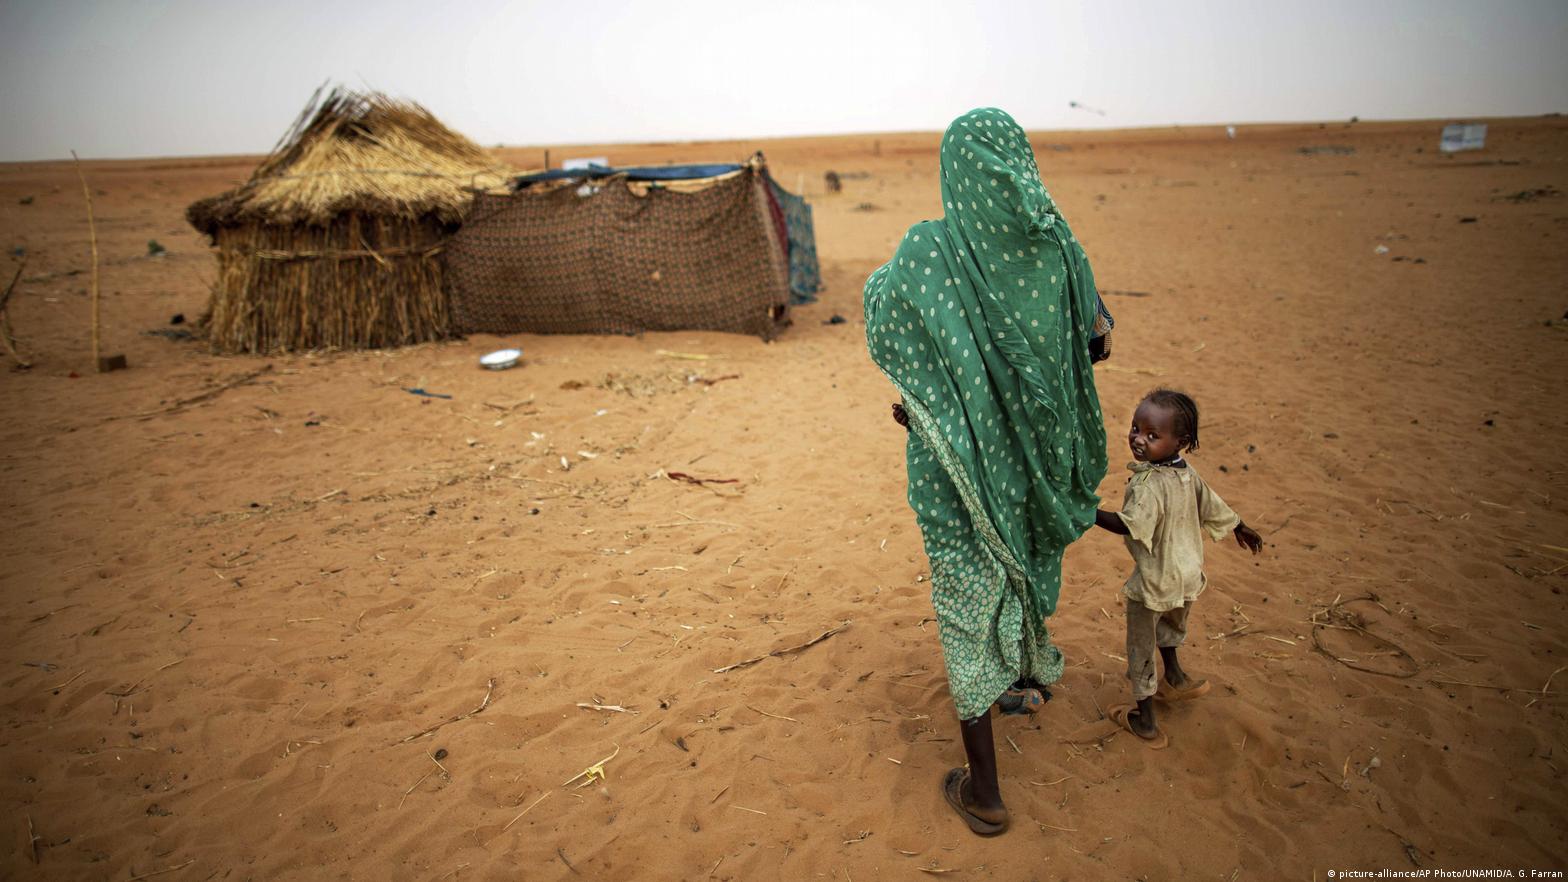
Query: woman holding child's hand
864 108 1113 836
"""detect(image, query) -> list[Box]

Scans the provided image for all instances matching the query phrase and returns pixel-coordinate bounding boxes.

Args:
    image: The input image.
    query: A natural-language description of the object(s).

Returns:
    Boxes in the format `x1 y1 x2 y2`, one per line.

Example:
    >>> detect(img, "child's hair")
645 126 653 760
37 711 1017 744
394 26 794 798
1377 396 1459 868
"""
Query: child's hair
1142 388 1200 452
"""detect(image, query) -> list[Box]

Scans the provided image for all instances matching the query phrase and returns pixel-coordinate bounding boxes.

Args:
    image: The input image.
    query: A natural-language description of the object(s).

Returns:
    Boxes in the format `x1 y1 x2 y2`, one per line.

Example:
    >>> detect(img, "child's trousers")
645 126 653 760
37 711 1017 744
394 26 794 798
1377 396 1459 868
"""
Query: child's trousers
1125 598 1193 700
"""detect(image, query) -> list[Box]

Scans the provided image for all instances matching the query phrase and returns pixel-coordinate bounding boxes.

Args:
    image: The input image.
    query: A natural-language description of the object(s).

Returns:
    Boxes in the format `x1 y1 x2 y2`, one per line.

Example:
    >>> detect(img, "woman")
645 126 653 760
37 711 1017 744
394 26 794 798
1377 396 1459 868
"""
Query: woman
864 107 1112 835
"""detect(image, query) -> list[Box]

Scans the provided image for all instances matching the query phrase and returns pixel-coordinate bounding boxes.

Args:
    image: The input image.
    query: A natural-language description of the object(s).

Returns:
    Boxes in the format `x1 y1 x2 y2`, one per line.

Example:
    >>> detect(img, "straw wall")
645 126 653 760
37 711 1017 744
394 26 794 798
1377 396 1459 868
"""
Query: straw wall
205 213 450 354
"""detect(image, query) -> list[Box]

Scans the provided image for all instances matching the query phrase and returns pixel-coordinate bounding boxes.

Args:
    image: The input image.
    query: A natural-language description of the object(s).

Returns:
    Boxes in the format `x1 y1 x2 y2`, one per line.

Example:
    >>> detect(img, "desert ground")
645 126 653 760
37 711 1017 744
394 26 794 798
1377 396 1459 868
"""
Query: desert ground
1 116 1566 881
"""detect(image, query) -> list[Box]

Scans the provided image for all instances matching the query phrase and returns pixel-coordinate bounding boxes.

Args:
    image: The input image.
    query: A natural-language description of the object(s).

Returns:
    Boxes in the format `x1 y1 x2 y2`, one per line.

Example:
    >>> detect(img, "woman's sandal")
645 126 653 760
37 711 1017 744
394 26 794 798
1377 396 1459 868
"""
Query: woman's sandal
941 767 1009 836
1108 704 1170 749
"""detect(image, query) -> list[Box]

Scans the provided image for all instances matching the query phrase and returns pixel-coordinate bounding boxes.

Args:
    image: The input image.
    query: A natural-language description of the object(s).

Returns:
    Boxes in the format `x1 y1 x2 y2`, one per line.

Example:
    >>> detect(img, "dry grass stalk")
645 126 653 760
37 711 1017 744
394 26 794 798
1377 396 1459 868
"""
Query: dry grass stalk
563 744 621 787
127 859 196 880
714 621 851 674
43 671 84 693
577 702 638 715
399 678 494 743
1308 595 1418 679
114 365 275 420
748 705 799 723
502 791 550 831
0 259 31 369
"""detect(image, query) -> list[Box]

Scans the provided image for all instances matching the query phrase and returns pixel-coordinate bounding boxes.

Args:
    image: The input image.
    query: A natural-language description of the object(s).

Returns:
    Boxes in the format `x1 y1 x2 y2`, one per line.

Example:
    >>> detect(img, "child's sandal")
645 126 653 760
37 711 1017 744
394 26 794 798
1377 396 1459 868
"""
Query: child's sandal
996 687 1045 716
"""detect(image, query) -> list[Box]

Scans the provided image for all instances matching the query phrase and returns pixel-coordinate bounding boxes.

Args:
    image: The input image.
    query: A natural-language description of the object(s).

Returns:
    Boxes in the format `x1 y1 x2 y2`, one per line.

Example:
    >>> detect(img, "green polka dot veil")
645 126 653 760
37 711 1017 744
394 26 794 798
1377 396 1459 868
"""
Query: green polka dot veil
863 109 1109 711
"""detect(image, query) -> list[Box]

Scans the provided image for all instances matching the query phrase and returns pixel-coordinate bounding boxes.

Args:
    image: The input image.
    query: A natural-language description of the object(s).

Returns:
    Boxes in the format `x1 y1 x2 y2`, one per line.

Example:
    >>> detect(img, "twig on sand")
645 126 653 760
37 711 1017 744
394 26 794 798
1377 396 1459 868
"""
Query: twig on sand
652 511 741 529
127 859 195 880
502 791 551 831
1030 775 1073 787
729 805 768 815
43 671 84 693
399 770 434 808
1038 822 1078 833
665 471 740 486
112 365 276 420
1543 665 1568 695
748 705 799 723
26 813 38 863
1427 676 1556 695
106 659 183 700
714 622 851 674
399 679 495 744
1308 595 1418 679
577 702 638 715
563 744 621 787
1060 730 1119 749
916 867 961 875
1005 734 1022 754
557 848 580 875
0 258 31 369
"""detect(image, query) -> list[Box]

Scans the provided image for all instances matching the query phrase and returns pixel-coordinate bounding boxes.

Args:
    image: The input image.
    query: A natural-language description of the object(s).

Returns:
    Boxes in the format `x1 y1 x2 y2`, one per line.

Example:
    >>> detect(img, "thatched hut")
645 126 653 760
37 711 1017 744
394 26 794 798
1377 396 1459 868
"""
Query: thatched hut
187 88 511 353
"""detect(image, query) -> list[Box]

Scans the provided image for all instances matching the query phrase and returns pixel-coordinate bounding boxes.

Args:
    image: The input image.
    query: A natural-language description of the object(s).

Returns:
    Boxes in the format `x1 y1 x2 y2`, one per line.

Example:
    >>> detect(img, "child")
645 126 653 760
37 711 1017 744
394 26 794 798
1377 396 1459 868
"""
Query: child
1093 389 1263 748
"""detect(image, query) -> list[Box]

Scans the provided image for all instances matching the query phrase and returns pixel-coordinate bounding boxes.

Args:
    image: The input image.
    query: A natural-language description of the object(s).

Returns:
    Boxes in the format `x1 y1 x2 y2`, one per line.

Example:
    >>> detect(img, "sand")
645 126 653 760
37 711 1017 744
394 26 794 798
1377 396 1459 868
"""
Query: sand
1 117 1566 880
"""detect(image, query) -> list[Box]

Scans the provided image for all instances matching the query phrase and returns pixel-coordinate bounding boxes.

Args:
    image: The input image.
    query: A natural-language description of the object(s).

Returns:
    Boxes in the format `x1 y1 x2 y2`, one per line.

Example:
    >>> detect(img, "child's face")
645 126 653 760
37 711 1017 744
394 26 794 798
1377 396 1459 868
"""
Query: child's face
1129 401 1184 463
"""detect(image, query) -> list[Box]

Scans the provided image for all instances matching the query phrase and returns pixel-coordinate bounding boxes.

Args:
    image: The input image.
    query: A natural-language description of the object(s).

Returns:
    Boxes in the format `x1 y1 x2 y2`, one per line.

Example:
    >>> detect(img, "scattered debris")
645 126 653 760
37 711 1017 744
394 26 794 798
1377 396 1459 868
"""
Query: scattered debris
403 387 452 399
1 259 31 369
714 621 851 674
111 364 274 420
398 678 494 743
665 471 740 486
1499 186 1559 203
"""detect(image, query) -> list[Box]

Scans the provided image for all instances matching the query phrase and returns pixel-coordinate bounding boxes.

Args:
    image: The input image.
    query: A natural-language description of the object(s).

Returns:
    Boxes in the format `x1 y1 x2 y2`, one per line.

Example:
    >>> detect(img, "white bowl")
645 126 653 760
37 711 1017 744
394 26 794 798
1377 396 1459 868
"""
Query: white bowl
480 348 521 370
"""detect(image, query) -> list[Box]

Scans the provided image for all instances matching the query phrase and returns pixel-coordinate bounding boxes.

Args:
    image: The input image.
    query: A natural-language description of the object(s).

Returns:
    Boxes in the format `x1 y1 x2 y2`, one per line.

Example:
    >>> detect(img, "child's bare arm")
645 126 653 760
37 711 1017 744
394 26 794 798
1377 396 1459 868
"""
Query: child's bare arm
1233 521 1263 554
1094 509 1129 535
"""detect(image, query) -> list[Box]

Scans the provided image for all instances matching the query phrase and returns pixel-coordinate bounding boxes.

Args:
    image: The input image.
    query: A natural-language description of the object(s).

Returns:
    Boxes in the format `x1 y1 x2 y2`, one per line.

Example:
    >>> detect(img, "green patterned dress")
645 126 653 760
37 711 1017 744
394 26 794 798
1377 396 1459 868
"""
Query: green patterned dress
864 108 1110 720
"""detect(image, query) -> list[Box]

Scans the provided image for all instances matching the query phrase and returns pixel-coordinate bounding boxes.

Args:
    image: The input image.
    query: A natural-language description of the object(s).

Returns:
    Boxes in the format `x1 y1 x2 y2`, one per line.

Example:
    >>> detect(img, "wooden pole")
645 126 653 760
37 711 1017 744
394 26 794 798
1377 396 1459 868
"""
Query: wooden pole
70 150 101 369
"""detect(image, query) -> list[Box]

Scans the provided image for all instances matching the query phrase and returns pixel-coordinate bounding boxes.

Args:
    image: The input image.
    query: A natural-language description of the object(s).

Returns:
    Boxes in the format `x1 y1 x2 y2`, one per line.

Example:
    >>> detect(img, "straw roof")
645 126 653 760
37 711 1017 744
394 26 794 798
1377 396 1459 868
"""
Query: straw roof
189 87 511 234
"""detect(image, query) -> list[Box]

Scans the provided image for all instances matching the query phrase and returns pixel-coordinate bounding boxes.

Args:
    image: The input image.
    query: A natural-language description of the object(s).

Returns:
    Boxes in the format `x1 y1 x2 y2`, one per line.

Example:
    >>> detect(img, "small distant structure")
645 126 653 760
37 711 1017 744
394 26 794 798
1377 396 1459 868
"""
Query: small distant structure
187 87 512 353
824 171 842 193
1440 123 1488 153
562 157 609 171
1225 125 1237 140
446 155 820 340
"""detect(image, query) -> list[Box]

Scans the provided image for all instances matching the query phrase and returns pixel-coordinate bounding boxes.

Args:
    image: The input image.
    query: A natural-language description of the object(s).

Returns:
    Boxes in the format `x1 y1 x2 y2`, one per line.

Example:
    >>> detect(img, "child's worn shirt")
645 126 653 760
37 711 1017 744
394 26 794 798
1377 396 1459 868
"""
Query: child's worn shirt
1116 461 1241 611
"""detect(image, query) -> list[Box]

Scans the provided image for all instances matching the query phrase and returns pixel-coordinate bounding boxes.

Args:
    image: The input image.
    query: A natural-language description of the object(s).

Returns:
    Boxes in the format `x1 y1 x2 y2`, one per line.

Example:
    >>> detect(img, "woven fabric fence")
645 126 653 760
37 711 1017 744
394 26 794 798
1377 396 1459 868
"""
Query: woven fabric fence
445 168 791 340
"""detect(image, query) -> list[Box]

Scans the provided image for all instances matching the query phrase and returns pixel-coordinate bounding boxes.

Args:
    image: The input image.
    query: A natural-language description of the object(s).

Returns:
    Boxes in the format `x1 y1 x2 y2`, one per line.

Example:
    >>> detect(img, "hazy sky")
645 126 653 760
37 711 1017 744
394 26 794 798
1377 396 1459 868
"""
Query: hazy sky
2 0 1565 161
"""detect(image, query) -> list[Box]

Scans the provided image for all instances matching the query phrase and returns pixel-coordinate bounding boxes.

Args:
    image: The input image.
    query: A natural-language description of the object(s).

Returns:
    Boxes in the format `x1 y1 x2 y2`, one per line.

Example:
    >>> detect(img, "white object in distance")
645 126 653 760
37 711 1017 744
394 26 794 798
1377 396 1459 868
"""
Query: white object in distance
480 348 522 370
